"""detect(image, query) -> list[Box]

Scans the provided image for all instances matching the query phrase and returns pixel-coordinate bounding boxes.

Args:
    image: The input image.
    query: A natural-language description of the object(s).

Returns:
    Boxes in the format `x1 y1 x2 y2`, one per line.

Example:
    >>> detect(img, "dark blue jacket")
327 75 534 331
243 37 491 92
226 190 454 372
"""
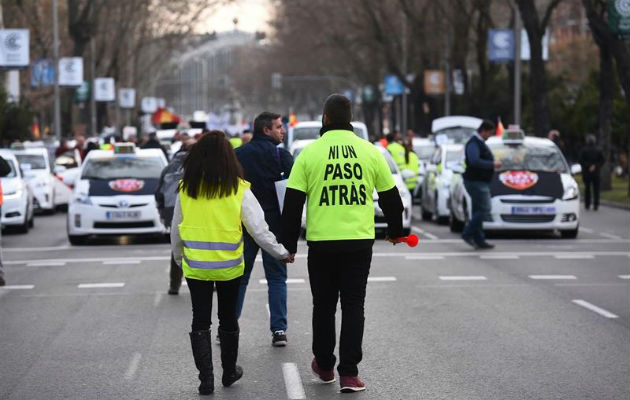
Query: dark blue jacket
463 135 495 182
236 133 293 232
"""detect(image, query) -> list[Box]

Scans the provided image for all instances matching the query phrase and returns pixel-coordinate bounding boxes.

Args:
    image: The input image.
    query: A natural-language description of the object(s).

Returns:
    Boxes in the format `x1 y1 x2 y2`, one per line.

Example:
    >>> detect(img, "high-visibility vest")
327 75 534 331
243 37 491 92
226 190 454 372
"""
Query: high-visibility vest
229 137 243 149
387 142 406 170
178 179 250 281
403 151 419 190
287 129 396 241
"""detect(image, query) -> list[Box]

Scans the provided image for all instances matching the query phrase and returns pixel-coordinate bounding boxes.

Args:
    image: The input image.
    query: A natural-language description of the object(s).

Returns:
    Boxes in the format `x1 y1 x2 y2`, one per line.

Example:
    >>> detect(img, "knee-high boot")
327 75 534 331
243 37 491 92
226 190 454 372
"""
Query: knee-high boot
218 328 243 387
189 330 214 395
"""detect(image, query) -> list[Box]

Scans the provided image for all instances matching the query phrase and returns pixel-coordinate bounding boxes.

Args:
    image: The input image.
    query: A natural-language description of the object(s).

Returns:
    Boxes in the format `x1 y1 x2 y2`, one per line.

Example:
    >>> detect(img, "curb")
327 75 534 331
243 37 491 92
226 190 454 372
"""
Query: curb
600 200 630 211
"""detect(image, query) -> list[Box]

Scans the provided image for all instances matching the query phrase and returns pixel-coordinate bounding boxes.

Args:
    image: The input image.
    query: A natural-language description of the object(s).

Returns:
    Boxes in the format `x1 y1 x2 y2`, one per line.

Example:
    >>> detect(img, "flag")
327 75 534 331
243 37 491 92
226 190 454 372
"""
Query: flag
289 112 297 127
496 117 505 137
32 121 41 139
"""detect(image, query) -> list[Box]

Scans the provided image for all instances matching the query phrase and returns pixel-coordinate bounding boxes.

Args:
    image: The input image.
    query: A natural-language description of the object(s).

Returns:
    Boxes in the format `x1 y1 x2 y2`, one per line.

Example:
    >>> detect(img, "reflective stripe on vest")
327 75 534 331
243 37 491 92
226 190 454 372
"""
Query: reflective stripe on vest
183 255 244 269
183 238 243 251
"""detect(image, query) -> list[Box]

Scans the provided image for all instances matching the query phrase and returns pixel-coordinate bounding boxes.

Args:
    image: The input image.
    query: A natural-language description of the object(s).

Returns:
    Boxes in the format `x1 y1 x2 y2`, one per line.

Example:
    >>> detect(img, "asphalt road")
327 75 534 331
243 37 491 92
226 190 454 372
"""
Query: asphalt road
1 205 629 399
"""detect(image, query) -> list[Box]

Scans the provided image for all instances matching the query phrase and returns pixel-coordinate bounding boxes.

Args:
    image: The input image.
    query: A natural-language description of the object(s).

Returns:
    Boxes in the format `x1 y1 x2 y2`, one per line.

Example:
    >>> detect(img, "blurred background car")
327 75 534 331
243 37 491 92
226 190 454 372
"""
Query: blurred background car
411 137 436 203
0 149 34 233
12 148 57 213
420 143 464 223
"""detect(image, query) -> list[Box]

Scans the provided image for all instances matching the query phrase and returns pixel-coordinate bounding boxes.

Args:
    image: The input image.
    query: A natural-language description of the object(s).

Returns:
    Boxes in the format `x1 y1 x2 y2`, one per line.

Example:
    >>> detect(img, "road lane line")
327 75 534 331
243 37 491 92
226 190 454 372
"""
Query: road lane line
618 275 630 280
1 285 35 290
572 300 618 318
368 276 397 282
103 260 141 265
405 255 445 260
554 255 594 259
26 262 66 267
153 293 163 307
282 363 306 400
479 255 520 260
259 278 305 284
411 226 438 240
600 232 623 240
439 276 487 281
78 283 125 289
124 352 142 380
580 227 594 233
529 275 577 280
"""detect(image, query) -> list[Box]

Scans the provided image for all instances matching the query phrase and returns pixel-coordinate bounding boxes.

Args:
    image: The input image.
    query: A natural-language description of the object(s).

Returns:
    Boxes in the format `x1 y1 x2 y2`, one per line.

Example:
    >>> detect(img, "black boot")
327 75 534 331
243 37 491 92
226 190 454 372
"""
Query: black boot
218 328 243 387
189 330 214 395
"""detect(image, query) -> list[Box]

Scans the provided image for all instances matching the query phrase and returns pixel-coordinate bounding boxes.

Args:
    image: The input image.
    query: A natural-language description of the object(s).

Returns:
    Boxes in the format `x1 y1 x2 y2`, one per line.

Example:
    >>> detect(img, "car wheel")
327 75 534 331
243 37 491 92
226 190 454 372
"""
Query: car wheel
68 235 87 245
17 211 29 234
421 207 432 221
434 192 448 225
28 212 34 228
560 226 579 239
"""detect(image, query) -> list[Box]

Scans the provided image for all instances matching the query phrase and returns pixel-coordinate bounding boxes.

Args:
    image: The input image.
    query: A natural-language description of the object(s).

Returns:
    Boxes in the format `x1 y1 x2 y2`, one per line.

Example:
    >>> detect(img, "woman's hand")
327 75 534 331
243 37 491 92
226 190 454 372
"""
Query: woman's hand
281 253 295 264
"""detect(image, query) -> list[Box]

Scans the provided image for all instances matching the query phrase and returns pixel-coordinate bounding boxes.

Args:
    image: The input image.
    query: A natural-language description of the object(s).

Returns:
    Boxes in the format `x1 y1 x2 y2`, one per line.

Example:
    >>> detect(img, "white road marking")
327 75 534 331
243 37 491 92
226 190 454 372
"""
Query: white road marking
529 275 577 280
1 285 35 290
405 255 445 260
554 255 595 259
3 245 72 252
103 260 141 265
5 256 169 265
618 275 630 280
600 232 623 240
124 352 142 380
411 226 438 240
580 227 594 233
368 276 397 282
572 300 618 318
282 363 306 400
153 293 163 307
259 278 305 284
26 261 66 267
479 255 520 260
439 276 487 281
78 283 125 289
266 303 270 317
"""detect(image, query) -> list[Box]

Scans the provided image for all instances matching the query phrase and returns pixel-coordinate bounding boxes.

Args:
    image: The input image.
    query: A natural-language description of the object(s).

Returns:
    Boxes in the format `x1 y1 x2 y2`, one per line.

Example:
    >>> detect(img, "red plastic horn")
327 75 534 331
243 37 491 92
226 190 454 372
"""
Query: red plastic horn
395 234 419 247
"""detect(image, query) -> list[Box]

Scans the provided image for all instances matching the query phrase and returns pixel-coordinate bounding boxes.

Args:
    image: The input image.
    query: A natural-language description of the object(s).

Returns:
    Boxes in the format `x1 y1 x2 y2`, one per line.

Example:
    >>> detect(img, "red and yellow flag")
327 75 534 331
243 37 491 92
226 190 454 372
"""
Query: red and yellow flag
496 117 505 137
32 121 41 139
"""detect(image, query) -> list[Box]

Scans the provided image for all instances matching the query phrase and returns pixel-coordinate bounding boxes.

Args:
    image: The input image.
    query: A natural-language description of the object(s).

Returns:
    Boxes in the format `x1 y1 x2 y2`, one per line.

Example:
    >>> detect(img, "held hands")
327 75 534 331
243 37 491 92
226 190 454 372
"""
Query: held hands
281 253 295 264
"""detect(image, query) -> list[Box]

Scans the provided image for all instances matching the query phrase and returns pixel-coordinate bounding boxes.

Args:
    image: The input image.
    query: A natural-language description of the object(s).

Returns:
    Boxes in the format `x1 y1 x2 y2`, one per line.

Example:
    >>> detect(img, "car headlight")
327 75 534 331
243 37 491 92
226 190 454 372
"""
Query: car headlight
562 186 578 201
3 188 23 199
73 194 92 205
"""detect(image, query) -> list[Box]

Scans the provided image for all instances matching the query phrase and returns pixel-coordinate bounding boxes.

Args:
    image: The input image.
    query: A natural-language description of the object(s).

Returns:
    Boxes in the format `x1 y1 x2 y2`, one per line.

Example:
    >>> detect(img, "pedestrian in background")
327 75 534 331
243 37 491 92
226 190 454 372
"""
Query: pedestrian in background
282 94 404 392
461 120 501 250
579 134 605 211
171 131 292 395
0 155 12 286
386 131 406 170
141 132 169 160
402 141 419 192
156 138 196 295
235 112 293 347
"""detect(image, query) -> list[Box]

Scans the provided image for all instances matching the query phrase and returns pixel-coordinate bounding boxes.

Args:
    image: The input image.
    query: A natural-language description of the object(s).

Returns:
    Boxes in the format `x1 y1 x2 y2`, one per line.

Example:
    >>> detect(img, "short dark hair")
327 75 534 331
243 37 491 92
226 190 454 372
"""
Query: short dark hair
385 133 395 143
477 120 496 133
180 130 244 199
253 112 281 136
323 94 352 125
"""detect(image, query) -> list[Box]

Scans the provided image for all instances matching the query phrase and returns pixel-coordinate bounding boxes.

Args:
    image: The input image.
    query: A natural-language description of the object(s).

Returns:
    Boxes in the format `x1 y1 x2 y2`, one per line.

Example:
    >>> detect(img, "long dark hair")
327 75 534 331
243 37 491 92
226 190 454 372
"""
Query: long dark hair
180 130 244 199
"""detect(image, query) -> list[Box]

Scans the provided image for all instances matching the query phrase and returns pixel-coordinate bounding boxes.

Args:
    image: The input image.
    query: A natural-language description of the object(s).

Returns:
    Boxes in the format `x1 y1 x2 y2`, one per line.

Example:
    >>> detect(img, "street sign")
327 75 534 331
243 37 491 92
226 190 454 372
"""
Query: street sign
362 85 376 103
384 74 403 95
58 57 83 87
141 97 158 113
609 0 630 39
94 77 115 102
31 59 55 87
424 70 446 94
157 98 166 108
342 89 354 102
119 88 136 109
75 81 90 103
488 29 514 63
452 70 465 95
0 29 30 68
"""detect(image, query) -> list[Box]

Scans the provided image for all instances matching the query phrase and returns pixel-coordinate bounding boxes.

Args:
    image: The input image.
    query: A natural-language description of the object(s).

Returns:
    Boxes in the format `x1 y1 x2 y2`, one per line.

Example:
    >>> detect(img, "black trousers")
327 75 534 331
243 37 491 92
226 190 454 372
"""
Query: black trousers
187 276 241 332
307 246 372 377
583 174 600 209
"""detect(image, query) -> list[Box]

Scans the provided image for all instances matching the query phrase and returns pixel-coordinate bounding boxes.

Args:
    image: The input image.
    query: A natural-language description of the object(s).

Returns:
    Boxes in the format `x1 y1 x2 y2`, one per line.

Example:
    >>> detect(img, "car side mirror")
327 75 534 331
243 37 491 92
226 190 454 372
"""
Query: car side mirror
570 164 582 175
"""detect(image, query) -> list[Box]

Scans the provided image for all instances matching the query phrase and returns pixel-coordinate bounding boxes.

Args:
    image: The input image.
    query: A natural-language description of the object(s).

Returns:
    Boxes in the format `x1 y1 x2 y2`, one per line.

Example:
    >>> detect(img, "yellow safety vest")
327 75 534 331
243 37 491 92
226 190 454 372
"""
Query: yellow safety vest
387 142 406 170
178 179 250 281
287 129 396 241
404 151 419 190
229 137 243 149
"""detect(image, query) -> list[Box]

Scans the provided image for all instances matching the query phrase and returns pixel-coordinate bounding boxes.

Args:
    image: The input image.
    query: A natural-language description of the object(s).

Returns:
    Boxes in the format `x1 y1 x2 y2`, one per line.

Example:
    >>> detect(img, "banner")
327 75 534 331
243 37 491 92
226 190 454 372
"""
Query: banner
31 59 55 87
609 0 630 39
94 77 115 101
141 97 158 113
75 81 90 103
0 29 29 68
424 70 445 94
384 74 403 95
58 57 83 87
488 29 514 63
119 88 136 108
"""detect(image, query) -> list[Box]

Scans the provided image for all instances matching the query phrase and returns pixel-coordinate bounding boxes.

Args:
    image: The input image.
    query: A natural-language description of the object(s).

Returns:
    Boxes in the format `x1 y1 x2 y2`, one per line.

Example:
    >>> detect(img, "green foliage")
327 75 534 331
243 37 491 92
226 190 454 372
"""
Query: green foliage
0 89 34 145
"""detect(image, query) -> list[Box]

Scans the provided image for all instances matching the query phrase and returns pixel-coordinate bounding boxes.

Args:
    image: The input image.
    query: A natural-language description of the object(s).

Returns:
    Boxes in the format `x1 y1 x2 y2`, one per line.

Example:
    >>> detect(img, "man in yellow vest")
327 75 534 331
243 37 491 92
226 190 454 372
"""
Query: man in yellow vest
282 94 404 392
0 155 12 286
402 142 420 192
386 131 406 170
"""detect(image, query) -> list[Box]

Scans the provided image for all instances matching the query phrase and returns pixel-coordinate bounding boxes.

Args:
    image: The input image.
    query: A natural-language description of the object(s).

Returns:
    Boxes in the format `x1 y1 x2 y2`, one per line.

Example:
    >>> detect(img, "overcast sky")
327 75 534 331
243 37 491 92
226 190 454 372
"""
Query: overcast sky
198 0 272 33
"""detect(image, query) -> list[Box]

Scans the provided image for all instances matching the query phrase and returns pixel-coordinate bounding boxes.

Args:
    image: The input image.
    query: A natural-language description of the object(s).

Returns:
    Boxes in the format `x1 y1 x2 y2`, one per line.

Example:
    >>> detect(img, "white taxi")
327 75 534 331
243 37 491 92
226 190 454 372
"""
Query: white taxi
449 130 581 238
0 149 35 233
67 144 168 244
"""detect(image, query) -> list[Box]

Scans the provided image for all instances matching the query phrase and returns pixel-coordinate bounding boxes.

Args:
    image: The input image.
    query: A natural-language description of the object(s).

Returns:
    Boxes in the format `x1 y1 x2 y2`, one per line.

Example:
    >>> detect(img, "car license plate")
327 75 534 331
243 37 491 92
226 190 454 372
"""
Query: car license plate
106 211 141 220
511 206 555 215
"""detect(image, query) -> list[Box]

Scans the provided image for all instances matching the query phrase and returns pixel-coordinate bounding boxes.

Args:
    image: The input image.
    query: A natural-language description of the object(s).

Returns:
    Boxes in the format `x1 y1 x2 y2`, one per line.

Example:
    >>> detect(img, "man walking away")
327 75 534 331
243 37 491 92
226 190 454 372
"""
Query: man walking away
461 120 501 250
0 155 13 286
235 112 293 347
579 134 605 211
282 94 404 392
156 138 196 295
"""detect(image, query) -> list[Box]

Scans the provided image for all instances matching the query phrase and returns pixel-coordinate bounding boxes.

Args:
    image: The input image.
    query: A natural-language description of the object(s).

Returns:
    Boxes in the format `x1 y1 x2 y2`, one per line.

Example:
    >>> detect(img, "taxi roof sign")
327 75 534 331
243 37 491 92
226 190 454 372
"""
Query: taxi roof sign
502 129 525 144
113 143 136 154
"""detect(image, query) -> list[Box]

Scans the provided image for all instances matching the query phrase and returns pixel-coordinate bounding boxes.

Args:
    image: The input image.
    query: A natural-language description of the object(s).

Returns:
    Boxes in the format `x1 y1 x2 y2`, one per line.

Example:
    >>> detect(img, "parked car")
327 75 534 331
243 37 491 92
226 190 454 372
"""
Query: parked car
432 115 481 146
420 143 464 223
287 121 369 153
12 148 57 213
411 137 437 202
0 149 34 233
375 146 413 235
448 130 581 238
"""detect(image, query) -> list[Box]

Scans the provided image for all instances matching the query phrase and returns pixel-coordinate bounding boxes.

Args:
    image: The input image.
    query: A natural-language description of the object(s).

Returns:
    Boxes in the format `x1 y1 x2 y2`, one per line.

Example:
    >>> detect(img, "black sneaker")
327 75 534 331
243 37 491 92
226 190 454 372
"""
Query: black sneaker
167 288 178 295
462 235 479 249
272 330 287 347
0 276 5 287
477 241 495 250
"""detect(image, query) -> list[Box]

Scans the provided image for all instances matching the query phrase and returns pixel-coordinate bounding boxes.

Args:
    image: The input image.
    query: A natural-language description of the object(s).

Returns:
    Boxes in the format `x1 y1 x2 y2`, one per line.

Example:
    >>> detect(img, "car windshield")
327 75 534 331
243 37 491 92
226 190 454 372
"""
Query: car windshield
81 156 165 180
444 149 464 169
414 144 435 160
293 126 364 141
15 154 47 170
434 127 475 145
489 143 568 173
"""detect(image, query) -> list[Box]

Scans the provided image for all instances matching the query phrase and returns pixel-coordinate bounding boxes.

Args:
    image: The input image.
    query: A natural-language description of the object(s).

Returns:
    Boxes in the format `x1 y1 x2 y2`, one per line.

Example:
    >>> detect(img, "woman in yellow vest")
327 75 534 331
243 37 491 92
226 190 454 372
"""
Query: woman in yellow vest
402 141 420 191
171 131 293 395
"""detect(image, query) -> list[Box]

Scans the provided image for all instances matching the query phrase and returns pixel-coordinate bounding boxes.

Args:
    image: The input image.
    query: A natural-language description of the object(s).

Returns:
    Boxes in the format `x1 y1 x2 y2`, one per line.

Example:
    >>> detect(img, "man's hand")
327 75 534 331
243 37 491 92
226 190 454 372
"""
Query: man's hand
493 160 502 169
281 253 295 264
385 236 398 245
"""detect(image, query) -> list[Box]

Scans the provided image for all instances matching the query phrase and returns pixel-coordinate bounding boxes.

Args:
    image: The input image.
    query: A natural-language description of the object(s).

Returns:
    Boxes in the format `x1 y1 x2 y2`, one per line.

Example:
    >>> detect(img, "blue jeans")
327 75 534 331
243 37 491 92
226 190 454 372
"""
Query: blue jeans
462 180 492 244
235 231 287 333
